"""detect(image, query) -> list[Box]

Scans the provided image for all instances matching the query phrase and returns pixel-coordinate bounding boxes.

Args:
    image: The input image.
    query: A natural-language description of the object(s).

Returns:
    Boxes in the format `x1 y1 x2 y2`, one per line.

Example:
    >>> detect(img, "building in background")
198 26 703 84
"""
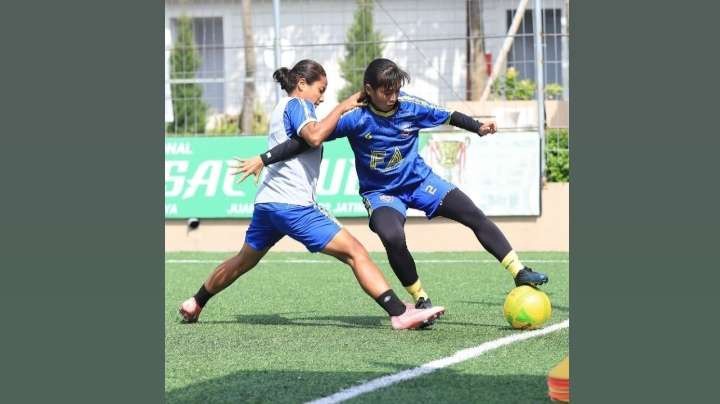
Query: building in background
164 0 569 122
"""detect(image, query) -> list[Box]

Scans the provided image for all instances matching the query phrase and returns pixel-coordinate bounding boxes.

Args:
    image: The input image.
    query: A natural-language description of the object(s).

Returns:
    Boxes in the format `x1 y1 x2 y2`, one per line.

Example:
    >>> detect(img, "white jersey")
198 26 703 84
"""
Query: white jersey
255 97 322 206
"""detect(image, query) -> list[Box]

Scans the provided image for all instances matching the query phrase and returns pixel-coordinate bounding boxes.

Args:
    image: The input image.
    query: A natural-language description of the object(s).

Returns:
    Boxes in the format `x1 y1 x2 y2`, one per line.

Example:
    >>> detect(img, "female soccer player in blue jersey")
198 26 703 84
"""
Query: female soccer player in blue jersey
179 59 444 330
238 58 548 312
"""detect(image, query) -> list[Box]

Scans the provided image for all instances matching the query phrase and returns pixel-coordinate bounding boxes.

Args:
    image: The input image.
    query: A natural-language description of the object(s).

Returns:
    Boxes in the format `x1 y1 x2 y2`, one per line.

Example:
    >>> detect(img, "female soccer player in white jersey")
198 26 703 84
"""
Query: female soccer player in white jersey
179 60 444 330
238 58 548 315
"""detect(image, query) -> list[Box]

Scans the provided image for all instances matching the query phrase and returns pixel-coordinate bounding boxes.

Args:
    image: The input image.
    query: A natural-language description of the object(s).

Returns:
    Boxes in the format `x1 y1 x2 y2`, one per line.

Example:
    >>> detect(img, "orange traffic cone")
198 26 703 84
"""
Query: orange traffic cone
547 355 569 402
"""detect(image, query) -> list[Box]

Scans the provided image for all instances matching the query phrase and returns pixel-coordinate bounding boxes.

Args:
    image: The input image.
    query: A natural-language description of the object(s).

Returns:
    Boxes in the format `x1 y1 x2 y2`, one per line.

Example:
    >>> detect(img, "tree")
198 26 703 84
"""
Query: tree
168 16 208 134
467 0 488 100
338 0 384 101
239 0 257 135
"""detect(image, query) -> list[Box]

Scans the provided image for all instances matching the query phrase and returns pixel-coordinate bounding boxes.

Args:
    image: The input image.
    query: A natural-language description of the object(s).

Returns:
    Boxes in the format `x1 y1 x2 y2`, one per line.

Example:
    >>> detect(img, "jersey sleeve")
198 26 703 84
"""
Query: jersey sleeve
284 98 318 137
327 108 359 141
402 94 453 129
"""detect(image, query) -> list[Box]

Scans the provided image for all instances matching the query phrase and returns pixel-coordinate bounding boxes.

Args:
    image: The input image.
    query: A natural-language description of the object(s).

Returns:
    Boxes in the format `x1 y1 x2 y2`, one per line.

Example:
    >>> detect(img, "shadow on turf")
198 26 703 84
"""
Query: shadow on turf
204 313 386 329
200 313 502 330
165 368 549 403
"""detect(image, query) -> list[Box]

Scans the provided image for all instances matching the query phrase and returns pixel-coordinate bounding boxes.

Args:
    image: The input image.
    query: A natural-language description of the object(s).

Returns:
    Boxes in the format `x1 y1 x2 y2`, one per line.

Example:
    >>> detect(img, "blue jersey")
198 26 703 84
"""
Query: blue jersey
329 92 452 195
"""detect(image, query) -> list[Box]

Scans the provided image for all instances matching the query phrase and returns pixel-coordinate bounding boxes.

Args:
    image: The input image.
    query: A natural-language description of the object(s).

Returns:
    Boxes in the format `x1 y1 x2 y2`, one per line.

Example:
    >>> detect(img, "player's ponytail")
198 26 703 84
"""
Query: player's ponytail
273 60 326 94
273 67 293 92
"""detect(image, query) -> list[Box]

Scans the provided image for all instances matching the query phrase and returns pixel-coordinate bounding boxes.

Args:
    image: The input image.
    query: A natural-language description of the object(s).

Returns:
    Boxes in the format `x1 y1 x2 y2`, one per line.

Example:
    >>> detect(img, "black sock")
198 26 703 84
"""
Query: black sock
194 284 215 308
375 289 406 316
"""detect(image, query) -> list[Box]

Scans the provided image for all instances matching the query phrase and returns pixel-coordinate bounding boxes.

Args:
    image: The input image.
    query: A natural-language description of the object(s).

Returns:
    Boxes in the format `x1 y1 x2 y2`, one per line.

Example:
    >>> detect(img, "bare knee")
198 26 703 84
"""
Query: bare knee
343 239 371 268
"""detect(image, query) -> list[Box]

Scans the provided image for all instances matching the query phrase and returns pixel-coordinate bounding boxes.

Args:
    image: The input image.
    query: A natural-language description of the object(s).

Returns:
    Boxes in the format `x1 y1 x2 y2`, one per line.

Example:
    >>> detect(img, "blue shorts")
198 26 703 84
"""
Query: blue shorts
245 203 342 253
361 172 456 219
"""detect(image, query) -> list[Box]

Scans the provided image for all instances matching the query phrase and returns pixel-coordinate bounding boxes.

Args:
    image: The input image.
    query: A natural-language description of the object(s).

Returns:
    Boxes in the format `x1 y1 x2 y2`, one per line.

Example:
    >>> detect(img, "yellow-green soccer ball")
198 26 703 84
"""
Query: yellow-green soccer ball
503 286 552 329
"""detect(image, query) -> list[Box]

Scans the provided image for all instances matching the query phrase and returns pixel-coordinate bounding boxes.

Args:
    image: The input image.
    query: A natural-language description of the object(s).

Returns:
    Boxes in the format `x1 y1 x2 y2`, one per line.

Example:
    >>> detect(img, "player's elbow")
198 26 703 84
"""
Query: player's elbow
304 136 323 148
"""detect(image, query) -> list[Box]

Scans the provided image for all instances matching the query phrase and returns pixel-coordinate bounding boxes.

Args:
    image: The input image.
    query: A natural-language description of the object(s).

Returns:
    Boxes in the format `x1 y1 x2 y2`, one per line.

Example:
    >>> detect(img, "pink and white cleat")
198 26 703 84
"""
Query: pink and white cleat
179 297 202 323
390 305 445 330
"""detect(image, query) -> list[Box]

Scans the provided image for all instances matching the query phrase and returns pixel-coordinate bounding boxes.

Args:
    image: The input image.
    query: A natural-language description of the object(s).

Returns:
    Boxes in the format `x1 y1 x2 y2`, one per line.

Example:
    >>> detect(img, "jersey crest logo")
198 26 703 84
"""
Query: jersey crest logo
363 132 373 140
398 122 418 137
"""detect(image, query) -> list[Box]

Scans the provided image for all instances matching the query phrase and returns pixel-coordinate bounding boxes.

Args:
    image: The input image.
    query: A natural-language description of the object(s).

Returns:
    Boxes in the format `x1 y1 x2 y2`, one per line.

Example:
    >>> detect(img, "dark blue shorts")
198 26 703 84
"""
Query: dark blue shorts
245 203 342 253
361 172 456 219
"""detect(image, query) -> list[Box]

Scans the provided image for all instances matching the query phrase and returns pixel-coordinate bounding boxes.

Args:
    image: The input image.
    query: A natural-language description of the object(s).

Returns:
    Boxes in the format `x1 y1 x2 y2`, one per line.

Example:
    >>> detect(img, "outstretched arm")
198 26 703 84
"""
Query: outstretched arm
404 93 496 136
260 136 312 165
299 92 363 147
449 111 497 136
230 136 312 185
230 93 362 184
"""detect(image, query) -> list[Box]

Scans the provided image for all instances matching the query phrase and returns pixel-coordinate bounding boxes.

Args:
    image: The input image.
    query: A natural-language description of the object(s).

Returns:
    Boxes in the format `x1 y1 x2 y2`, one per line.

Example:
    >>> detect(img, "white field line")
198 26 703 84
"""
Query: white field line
166 259 568 265
306 319 570 404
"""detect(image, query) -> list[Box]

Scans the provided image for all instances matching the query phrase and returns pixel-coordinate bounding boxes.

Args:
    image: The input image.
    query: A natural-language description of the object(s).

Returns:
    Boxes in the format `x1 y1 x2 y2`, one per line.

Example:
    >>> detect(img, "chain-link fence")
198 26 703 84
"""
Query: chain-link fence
164 0 569 179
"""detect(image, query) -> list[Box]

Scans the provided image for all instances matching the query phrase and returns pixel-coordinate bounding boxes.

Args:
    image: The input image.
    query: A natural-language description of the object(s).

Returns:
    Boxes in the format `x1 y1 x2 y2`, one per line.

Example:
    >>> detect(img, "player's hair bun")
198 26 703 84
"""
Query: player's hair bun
273 60 325 94
273 67 292 91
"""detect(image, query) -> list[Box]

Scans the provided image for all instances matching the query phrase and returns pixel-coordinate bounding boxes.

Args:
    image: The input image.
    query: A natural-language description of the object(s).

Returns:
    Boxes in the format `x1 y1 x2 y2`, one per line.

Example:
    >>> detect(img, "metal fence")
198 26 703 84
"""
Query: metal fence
164 0 569 178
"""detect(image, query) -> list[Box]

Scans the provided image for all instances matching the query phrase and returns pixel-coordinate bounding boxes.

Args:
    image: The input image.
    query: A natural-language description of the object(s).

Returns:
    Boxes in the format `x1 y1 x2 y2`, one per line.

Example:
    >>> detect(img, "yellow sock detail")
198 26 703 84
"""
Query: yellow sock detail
501 250 524 277
405 280 428 302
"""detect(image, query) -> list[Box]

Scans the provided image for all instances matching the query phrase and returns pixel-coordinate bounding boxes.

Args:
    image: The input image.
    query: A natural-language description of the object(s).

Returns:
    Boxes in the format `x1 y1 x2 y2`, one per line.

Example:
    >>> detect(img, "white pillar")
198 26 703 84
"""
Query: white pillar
533 0 546 178
273 0 281 103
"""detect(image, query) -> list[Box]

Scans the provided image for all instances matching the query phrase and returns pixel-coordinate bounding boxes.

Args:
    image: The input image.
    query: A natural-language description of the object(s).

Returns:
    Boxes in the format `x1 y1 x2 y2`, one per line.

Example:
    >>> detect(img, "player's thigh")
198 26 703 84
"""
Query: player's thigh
244 205 285 252
368 206 406 239
408 172 456 218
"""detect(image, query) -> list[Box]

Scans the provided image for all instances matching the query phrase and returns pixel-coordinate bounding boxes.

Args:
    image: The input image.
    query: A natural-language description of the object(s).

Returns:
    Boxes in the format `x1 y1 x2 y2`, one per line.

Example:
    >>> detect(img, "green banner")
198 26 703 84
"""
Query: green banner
165 132 540 219
165 136 367 218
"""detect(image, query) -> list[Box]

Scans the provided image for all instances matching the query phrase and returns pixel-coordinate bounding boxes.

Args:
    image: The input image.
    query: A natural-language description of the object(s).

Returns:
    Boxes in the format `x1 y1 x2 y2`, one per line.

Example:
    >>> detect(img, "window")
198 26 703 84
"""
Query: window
506 9 562 88
170 17 225 113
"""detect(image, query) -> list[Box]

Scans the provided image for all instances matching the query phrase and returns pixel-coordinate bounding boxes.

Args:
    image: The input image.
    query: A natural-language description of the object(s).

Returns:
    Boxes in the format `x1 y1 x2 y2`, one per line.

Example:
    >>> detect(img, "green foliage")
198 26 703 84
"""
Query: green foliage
491 67 535 100
206 102 269 136
206 114 239 136
545 83 563 100
546 128 569 182
251 102 269 135
167 16 208 134
491 68 565 101
338 0 384 101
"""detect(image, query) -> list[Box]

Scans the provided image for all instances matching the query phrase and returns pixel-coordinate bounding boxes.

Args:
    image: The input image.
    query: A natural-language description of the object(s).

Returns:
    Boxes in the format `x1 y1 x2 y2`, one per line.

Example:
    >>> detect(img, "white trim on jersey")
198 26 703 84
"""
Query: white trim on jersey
296 118 316 136
398 94 451 113
292 96 318 136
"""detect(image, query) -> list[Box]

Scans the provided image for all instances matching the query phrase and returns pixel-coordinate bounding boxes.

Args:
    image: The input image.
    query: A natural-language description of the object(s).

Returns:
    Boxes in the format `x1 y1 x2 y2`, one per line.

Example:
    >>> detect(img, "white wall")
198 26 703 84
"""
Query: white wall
165 0 569 118
166 0 468 117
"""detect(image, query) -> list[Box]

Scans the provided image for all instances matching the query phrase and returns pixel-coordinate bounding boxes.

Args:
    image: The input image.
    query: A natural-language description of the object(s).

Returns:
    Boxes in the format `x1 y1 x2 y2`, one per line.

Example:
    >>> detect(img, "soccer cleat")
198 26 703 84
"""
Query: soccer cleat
390 305 445 330
179 297 202 323
415 297 435 328
514 267 549 287
415 297 433 309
